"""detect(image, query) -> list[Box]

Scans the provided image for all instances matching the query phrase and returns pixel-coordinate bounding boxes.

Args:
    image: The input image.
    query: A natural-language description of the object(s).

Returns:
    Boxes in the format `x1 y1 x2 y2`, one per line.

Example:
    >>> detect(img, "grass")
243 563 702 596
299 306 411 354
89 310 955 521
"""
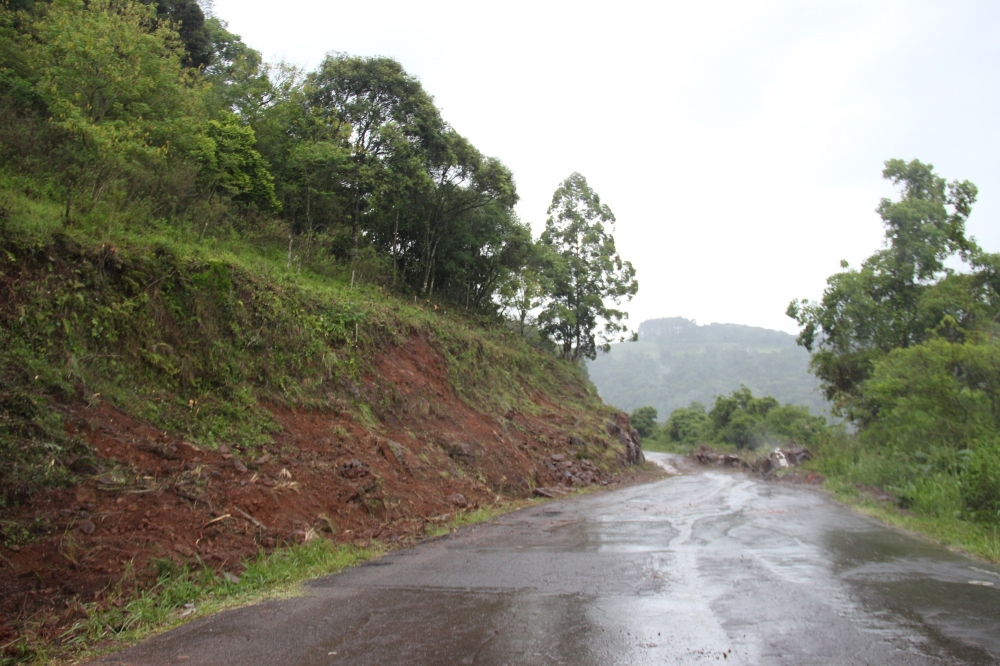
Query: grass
0 169 622 507
4 538 383 666
815 467 1000 564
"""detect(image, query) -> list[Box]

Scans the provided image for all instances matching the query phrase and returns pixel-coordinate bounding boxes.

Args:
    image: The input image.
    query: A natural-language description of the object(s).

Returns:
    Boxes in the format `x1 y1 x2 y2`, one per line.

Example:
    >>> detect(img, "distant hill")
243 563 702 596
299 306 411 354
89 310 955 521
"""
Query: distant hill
586 317 829 418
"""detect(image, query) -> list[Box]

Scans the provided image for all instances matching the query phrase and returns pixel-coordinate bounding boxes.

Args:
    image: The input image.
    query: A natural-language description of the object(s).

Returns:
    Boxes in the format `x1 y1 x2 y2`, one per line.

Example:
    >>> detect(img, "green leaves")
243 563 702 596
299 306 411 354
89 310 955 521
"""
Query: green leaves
788 159 992 411
629 406 658 438
538 173 638 361
195 112 280 212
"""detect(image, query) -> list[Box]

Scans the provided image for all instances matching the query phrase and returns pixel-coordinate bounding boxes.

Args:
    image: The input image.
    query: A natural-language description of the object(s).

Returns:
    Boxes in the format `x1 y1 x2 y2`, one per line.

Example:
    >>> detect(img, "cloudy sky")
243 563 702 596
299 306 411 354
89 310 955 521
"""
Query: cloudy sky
211 0 999 333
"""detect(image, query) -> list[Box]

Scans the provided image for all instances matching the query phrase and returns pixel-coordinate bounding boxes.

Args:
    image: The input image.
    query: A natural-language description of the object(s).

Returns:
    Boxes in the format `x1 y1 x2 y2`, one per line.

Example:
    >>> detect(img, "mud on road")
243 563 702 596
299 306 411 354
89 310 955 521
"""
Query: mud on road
96 453 1000 665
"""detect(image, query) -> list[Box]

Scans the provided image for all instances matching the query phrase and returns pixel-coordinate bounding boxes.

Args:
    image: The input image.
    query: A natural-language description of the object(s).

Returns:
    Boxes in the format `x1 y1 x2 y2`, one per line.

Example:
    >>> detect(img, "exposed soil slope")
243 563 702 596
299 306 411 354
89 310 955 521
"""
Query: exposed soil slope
0 236 645 650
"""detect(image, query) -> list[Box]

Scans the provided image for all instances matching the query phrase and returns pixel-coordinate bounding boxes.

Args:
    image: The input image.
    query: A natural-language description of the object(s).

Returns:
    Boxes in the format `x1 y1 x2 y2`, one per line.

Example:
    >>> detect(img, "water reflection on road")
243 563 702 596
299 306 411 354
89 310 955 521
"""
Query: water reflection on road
99 453 1000 665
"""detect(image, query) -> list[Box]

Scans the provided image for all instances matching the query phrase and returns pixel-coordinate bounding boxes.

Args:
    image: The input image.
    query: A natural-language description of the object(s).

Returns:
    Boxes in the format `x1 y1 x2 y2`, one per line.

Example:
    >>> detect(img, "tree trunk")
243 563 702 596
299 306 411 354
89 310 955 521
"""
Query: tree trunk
64 191 73 227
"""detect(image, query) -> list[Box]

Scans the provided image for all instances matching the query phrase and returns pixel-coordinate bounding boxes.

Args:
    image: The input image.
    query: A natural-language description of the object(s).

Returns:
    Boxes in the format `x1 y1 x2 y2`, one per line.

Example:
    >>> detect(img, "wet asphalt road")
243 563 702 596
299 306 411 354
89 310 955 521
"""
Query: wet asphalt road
98 453 1000 665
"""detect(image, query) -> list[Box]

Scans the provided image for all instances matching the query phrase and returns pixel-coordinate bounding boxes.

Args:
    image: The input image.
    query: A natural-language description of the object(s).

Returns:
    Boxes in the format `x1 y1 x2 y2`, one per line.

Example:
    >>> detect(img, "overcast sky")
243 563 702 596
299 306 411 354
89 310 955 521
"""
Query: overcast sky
211 0 999 334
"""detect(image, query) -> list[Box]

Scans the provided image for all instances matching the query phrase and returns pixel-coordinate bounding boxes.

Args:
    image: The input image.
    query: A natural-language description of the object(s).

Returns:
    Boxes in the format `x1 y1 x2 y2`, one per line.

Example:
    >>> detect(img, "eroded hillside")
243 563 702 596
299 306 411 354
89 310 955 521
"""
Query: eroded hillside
0 234 644 650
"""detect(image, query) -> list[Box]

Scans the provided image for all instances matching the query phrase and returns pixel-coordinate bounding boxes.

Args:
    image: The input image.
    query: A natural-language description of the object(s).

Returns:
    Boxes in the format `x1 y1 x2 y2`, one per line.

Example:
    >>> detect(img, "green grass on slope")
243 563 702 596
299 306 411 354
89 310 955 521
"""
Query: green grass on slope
0 171 612 509
2 539 383 665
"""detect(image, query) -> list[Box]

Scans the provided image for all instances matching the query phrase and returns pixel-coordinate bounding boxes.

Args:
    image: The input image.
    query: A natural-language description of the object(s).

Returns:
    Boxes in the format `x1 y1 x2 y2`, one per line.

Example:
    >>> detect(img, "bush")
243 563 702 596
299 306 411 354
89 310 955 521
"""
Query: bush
629 406 657 439
663 404 710 448
962 437 1000 525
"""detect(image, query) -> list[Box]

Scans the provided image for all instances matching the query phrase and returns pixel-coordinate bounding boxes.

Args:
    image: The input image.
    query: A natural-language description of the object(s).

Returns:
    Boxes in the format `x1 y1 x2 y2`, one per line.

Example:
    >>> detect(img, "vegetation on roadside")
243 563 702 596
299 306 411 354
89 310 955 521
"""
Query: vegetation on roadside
0 0 640 511
786 159 1000 539
4 539 382 664
633 386 830 454
0 0 636 366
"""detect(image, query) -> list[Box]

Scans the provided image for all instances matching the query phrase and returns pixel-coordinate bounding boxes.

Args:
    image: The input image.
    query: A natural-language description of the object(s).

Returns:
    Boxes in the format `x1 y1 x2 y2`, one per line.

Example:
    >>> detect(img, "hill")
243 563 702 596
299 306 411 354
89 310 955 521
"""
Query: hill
0 207 644 655
586 317 829 417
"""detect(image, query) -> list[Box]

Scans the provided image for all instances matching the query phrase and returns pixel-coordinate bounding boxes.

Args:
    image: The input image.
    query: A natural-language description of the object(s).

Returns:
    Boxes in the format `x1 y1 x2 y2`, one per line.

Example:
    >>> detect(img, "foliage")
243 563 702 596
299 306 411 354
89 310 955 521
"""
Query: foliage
787 159 987 412
538 173 638 360
629 406 657 439
788 158 1000 542
663 404 711 448
0 0 642 338
195 112 280 212
850 336 1000 525
143 0 212 69
12 0 206 213
658 387 830 451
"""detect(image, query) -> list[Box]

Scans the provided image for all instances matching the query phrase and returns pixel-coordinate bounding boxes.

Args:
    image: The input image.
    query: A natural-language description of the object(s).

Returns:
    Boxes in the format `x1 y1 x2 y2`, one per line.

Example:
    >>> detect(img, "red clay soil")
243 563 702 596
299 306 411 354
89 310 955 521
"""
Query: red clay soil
0 334 644 649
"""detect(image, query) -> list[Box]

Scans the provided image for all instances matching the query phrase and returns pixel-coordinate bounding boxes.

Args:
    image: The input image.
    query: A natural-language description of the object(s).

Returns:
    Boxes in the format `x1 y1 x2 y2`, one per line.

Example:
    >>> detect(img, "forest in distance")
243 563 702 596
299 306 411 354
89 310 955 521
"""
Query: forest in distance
586 316 829 419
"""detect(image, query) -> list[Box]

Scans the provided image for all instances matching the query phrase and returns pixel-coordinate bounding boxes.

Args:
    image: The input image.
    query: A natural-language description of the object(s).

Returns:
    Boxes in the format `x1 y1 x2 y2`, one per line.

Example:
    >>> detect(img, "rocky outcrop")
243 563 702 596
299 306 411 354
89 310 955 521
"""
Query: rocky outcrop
607 415 645 466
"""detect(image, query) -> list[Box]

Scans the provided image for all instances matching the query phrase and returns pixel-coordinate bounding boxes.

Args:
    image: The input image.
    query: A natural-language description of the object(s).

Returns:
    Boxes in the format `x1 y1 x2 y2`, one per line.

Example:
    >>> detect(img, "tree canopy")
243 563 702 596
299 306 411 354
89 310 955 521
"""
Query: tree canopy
538 173 638 361
0 0 637 354
788 159 1000 526
787 159 992 411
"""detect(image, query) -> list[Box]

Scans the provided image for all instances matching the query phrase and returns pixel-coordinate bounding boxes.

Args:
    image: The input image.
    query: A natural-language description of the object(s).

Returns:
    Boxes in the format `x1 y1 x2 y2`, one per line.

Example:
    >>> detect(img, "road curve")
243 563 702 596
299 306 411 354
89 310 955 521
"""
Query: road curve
97 454 1000 665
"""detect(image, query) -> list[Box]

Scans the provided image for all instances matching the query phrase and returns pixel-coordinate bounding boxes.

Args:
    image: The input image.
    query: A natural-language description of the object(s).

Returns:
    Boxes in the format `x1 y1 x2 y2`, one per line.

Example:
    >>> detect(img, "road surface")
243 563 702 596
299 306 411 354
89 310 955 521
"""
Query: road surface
98 453 1000 665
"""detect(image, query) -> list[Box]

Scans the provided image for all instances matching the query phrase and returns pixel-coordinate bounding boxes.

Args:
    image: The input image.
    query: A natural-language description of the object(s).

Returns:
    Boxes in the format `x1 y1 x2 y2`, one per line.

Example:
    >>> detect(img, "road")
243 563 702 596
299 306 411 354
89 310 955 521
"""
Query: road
98 453 1000 665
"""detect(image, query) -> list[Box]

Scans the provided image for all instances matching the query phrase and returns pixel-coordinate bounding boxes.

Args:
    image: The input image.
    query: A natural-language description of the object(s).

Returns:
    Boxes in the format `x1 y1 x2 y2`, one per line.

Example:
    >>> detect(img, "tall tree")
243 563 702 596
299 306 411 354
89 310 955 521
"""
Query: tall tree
307 55 442 254
416 128 517 296
788 159 981 409
143 0 212 69
17 0 206 216
538 173 637 361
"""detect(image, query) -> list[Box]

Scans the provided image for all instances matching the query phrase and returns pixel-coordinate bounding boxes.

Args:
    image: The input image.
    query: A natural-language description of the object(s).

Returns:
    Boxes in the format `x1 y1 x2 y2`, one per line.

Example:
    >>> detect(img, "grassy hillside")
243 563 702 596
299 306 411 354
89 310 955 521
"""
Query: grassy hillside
587 317 829 418
0 175 646 663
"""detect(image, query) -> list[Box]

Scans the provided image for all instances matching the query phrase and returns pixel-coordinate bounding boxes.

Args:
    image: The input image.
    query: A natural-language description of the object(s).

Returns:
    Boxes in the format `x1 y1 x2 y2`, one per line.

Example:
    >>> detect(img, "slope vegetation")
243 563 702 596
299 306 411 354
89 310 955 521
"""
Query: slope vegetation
0 200 644 653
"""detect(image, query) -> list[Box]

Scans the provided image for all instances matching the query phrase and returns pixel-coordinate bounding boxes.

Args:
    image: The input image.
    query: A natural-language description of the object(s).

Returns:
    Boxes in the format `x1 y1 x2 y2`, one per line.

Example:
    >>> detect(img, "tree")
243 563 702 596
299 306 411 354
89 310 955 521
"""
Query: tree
17 0 205 216
629 406 658 439
501 243 547 336
415 129 518 297
538 173 638 361
194 112 279 212
307 55 442 254
143 0 212 69
787 159 981 409
664 404 711 447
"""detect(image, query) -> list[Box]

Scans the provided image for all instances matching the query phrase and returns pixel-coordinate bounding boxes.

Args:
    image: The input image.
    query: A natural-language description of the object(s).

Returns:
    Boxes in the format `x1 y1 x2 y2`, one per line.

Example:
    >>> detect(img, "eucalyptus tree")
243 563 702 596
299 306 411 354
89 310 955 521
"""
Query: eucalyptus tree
538 173 637 361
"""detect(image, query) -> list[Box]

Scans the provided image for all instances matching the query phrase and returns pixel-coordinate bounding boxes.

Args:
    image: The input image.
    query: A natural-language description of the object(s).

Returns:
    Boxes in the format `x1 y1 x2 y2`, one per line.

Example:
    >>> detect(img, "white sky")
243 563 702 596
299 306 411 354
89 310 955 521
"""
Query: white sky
211 0 1000 334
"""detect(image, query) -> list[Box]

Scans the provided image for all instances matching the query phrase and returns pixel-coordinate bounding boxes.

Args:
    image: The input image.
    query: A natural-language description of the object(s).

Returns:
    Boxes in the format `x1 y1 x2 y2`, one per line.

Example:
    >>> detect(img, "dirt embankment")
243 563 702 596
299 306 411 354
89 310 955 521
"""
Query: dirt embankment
0 334 644 647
